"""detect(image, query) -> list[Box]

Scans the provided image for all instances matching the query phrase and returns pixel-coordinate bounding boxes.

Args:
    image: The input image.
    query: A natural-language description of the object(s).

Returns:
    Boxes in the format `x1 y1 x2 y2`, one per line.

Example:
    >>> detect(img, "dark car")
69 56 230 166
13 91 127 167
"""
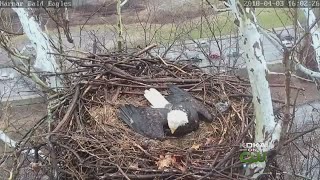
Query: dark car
281 35 294 48
190 56 203 63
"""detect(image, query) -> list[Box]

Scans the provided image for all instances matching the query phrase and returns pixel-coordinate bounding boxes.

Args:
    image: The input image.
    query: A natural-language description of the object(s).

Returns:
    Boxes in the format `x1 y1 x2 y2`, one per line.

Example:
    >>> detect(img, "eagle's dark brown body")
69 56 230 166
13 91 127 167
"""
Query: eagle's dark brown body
118 85 213 139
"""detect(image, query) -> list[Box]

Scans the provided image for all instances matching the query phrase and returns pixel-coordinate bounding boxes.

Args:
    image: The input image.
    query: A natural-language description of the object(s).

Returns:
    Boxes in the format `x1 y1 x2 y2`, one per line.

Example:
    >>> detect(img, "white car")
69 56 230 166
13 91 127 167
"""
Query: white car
225 47 244 58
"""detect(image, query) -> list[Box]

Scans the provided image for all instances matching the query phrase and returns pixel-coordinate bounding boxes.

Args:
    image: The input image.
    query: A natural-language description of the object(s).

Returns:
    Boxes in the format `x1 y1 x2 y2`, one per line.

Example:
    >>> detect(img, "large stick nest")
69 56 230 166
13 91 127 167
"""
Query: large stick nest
38 47 258 179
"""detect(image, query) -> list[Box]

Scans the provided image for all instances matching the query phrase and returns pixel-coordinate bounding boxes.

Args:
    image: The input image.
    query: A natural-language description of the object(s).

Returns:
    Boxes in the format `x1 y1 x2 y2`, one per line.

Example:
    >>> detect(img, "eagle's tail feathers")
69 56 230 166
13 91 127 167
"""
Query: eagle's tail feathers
144 88 170 108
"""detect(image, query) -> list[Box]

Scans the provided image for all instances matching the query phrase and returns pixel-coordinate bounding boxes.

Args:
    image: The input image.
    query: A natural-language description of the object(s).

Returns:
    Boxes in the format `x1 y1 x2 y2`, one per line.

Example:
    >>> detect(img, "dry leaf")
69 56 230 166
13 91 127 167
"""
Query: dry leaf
129 162 139 169
156 155 174 169
191 144 200 150
30 162 41 172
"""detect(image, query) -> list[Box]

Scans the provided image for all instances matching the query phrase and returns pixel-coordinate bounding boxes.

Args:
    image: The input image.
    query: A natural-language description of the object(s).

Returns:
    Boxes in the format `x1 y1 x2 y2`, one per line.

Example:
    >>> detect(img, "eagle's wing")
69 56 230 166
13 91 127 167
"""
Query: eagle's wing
167 85 213 122
118 104 169 139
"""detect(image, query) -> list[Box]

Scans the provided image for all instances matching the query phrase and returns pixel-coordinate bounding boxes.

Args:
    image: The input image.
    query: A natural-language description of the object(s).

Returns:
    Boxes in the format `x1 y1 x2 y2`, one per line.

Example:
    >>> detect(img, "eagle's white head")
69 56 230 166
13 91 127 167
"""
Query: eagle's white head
167 110 189 134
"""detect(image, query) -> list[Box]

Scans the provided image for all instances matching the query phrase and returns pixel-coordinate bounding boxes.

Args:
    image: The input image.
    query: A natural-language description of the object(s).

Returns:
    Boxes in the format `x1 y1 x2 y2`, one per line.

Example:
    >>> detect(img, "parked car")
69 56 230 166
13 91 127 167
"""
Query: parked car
209 53 221 60
195 41 209 48
281 35 294 48
225 47 243 58
190 56 203 63
0 72 14 81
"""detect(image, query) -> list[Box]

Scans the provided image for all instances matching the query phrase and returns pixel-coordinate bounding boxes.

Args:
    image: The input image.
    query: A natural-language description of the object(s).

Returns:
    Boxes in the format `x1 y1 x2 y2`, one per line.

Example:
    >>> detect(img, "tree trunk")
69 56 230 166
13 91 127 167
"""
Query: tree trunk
117 0 123 52
301 8 320 71
227 0 282 178
0 130 16 148
12 8 62 90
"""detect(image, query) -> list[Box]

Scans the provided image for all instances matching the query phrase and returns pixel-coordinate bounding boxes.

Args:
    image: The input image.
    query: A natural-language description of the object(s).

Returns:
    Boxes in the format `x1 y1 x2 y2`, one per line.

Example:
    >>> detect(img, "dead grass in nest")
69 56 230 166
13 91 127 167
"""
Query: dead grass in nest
88 95 224 149
75 90 249 179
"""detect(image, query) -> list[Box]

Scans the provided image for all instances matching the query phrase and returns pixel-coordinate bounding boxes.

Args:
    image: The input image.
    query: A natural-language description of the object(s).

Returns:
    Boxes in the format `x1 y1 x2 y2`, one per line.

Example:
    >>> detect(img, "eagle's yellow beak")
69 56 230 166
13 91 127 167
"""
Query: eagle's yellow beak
170 127 177 134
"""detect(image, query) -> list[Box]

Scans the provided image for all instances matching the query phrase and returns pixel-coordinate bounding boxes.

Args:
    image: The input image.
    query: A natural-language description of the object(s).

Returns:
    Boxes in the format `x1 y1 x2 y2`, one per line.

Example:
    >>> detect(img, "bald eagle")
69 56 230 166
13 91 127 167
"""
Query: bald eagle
118 85 213 139
118 104 192 139
144 85 213 136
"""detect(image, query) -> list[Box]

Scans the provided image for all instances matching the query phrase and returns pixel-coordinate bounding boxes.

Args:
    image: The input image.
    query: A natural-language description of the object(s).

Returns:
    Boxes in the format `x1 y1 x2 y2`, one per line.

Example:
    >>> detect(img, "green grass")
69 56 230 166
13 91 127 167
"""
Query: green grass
148 9 293 42
132 8 295 42
256 9 296 28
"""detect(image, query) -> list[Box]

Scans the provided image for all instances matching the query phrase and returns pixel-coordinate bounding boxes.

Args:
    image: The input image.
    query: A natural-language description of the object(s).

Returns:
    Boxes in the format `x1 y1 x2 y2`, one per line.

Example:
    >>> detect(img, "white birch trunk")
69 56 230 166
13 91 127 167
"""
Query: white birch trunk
0 130 17 148
301 7 320 70
295 57 320 78
227 0 282 178
120 0 128 7
12 8 62 90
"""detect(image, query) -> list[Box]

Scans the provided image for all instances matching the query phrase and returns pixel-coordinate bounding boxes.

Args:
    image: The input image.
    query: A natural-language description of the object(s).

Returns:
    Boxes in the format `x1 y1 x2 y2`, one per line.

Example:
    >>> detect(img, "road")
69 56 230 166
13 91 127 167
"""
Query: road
152 27 294 73
0 27 294 102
